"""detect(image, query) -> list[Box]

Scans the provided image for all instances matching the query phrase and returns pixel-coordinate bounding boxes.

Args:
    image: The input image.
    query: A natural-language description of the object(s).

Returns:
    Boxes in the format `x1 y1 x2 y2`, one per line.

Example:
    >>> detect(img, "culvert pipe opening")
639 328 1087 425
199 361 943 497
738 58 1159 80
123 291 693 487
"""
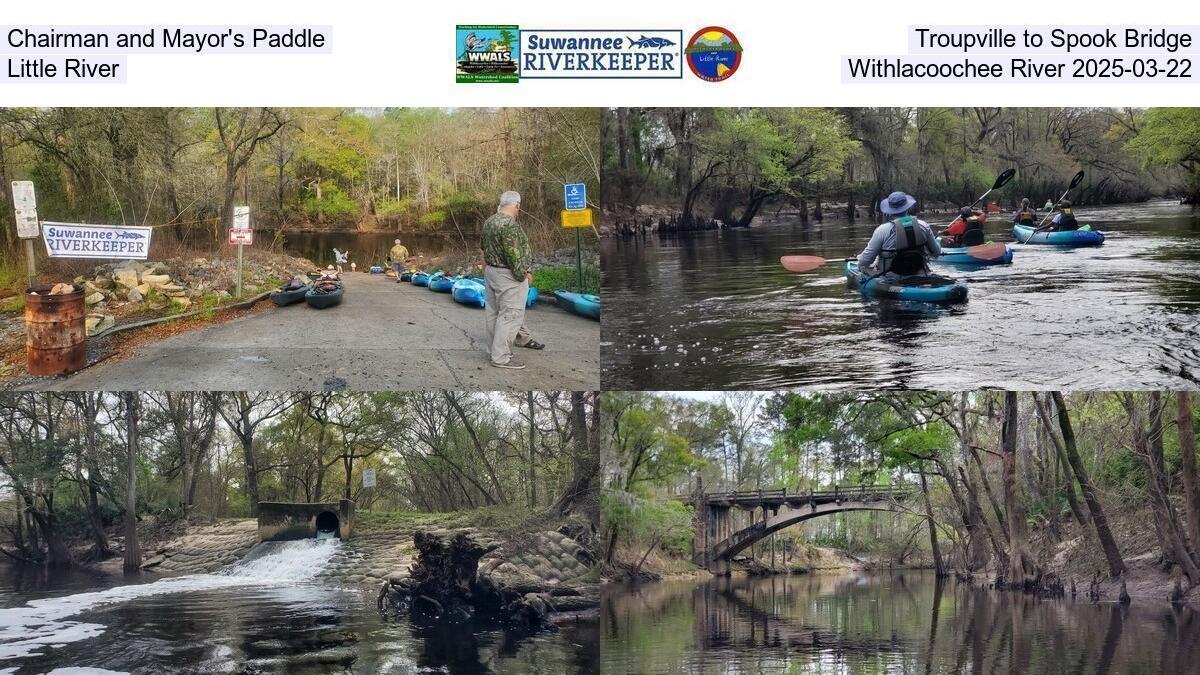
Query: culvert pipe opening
315 511 340 539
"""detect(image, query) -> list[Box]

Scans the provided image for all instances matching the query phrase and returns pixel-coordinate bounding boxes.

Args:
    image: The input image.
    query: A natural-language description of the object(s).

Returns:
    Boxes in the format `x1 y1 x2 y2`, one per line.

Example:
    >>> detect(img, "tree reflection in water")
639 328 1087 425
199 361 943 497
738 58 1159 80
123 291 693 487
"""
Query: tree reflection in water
601 572 1200 674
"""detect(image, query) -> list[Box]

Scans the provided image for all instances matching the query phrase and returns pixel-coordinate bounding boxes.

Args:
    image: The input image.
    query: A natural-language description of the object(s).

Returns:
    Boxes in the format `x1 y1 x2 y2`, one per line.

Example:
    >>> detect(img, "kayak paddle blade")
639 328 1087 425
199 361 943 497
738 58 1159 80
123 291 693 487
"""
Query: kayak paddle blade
1069 170 1086 190
780 255 828 273
993 168 1017 190
962 242 1009 261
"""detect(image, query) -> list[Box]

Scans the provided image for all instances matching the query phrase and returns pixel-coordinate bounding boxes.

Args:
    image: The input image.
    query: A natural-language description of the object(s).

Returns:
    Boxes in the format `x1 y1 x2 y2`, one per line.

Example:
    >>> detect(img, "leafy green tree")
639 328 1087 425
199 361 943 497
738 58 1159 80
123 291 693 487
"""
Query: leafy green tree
1126 107 1200 201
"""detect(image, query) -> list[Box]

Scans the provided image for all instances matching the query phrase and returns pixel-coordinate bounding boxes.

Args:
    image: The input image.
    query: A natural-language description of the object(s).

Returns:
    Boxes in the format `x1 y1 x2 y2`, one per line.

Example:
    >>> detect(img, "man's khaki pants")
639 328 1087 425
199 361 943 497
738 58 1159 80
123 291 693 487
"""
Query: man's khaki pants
484 265 532 365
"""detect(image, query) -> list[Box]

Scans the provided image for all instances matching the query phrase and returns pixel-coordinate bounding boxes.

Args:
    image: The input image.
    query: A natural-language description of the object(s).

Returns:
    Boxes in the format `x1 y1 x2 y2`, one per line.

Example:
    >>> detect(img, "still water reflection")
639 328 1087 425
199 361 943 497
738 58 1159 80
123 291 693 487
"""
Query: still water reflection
601 572 1199 675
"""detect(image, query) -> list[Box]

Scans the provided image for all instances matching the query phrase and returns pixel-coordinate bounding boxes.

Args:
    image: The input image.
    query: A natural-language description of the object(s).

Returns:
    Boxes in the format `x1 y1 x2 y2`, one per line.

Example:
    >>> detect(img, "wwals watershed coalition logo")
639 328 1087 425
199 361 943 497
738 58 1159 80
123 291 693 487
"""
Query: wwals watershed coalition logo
456 25 519 83
455 26 739 82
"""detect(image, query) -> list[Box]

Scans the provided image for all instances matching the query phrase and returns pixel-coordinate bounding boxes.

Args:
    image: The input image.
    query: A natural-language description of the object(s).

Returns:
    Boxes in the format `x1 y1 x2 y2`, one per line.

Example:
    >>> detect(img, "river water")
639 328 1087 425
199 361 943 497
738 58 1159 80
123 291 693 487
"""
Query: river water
601 200 1200 390
0 540 597 674
601 572 1200 674
155 229 459 268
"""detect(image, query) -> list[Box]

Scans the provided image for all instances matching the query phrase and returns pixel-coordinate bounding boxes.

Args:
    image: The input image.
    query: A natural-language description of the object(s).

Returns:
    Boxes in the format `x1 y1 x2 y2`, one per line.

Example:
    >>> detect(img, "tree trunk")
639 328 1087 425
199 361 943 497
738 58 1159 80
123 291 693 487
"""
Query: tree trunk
123 392 142 571
243 435 260 517
1132 393 1200 581
1052 391 1126 577
1033 393 1088 528
1179 391 1200 556
527 392 537 508
919 468 944 577
1001 392 1034 587
554 392 599 518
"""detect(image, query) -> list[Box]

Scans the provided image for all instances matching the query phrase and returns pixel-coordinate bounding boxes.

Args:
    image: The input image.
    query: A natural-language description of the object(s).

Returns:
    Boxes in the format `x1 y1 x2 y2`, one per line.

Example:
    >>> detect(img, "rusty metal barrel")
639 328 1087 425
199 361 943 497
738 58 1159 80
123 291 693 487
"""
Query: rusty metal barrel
25 287 87 376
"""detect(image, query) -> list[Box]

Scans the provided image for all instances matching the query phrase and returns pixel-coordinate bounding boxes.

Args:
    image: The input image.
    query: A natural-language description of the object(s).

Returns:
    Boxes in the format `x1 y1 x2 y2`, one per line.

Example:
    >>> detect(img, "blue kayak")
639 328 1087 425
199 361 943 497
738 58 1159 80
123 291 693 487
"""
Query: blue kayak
451 279 538 308
452 278 486 308
411 272 430 287
843 261 967 304
554 290 601 320
400 271 413 282
369 265 384 274
428 273 457 292
1013 224 1104 246
937 244 1013 266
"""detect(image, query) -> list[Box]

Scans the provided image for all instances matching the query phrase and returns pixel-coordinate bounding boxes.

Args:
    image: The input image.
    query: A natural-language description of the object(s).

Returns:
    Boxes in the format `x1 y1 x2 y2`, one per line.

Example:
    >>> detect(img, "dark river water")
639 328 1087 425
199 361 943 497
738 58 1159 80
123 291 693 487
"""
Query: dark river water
602 572 1200 675
264 231 460 268
0 541 597 674
601 200 1200 390
155 229 460 268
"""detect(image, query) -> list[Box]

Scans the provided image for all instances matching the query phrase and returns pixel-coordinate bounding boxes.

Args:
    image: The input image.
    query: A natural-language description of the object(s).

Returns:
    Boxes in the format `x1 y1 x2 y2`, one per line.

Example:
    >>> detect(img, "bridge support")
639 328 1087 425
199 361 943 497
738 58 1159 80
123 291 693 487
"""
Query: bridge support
692 500 736 575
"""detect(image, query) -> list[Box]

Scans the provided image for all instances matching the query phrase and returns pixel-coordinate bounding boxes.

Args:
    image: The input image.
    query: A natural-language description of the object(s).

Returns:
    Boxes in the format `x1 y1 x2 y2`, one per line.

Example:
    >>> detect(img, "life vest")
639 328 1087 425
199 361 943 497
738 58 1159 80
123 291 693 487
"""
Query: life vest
1016 208 1036 225
960 216 985 246
1056 208 1079 231
884 217 928 276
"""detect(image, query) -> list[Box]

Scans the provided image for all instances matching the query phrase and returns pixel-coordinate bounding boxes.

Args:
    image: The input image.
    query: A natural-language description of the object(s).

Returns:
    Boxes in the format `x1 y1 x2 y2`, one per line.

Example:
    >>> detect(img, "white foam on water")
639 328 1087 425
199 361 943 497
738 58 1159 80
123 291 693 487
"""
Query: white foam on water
0 539 340 662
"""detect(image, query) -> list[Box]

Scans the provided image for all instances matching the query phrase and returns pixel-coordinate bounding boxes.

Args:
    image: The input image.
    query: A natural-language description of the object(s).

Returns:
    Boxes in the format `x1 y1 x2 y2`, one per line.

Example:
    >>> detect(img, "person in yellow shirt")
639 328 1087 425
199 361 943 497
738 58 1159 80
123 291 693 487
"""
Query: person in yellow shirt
387 239 410 283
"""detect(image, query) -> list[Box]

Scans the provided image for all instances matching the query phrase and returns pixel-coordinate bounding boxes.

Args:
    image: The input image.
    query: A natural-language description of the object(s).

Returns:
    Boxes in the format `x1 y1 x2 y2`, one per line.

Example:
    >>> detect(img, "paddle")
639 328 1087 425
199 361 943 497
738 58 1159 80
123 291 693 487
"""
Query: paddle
1031 170 1085 234
779 255 829 273
780 241 1008 273
941 168 1017 231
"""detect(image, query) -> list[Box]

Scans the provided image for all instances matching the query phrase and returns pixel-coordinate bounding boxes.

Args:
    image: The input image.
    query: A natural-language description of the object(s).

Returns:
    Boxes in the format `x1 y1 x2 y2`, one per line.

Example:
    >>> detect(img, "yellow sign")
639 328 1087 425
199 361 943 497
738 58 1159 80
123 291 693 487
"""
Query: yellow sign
560 209 593 228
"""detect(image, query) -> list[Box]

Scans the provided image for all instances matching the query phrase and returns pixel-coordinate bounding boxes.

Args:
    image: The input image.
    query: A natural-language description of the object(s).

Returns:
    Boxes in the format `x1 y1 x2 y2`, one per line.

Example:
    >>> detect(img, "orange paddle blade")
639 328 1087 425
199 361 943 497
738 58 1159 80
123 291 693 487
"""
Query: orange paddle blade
962 242 1009 260
780 255 828 273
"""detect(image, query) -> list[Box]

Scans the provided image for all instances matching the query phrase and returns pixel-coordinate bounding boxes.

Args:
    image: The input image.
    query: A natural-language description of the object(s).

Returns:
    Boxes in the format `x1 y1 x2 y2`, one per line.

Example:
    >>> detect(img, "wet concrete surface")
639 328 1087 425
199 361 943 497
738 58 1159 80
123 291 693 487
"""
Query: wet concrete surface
25 273 599 391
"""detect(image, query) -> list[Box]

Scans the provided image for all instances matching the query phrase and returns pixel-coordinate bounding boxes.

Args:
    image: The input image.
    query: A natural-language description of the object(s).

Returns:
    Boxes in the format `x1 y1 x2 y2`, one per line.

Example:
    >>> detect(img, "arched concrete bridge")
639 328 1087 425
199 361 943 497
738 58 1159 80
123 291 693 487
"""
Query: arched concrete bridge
687 485 912 574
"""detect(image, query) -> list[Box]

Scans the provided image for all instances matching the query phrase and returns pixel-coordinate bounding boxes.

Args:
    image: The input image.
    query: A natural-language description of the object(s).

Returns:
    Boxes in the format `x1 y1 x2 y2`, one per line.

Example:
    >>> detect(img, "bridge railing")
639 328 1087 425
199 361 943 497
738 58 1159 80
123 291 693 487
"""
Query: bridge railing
687 484 911 506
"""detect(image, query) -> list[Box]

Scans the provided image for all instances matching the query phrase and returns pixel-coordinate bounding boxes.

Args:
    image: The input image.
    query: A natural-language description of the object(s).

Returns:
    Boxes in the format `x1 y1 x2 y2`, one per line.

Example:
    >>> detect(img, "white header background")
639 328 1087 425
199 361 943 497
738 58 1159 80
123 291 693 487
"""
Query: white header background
1 0 1199 105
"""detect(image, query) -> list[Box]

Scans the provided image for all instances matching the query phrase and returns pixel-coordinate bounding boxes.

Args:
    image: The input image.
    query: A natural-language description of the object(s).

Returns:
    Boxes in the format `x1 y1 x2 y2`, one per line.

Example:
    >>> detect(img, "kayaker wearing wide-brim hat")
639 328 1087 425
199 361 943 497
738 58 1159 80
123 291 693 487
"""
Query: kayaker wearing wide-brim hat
857 191 941 280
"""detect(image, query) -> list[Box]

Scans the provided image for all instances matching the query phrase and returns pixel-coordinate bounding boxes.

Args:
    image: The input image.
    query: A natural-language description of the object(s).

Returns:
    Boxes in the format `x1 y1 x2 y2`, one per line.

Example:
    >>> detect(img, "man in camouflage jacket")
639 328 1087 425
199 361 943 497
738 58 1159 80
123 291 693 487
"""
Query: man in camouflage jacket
481 190 543 368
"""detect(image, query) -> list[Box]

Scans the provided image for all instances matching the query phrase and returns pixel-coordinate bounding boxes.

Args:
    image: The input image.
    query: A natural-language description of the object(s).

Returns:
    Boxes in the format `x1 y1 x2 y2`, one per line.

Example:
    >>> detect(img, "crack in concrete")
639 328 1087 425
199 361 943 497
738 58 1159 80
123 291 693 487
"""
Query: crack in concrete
409 287 485 352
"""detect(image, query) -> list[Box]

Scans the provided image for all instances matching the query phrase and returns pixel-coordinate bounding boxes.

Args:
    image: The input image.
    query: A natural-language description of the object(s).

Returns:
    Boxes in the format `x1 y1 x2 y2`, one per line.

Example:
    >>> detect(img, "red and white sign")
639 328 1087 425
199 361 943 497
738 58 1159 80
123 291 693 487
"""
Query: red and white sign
228 228 253 245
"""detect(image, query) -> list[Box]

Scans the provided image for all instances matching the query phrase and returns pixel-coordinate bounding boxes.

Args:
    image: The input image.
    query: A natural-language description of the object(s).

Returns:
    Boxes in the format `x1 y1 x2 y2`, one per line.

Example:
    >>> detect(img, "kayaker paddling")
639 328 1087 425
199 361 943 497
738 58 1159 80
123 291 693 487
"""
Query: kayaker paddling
857 191 942 280
1046 199 1081 232
940 205 987 247
1013 198 1037 226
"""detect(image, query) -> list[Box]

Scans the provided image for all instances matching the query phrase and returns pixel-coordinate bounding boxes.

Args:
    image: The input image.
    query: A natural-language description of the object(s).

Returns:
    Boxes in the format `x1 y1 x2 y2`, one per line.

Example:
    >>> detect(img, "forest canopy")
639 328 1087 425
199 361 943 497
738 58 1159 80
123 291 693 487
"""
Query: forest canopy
0 107 600 258
602 390 1200 592
603 107 1198 230
0 391 599 568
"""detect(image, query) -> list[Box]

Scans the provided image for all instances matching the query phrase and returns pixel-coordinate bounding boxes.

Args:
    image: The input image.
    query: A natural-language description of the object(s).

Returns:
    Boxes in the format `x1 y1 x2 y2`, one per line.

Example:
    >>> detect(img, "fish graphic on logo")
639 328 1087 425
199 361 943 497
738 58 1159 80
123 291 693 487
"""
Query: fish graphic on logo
626 35 676 49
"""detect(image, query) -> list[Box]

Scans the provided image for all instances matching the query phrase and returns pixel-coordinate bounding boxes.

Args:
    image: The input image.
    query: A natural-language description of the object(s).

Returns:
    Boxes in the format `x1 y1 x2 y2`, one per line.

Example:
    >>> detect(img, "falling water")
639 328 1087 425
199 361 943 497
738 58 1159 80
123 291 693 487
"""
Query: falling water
0 539 341 662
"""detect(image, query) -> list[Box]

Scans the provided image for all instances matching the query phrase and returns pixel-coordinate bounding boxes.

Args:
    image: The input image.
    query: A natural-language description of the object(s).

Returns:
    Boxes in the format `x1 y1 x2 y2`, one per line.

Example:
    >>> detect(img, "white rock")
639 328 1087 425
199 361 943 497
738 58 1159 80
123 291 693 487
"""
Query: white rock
113 268 139 289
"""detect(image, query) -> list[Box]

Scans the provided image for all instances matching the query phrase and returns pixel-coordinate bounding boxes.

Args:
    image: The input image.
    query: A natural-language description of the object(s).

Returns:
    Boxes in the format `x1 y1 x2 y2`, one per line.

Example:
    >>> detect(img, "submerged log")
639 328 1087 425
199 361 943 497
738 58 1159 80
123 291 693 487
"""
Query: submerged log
378 529 598 631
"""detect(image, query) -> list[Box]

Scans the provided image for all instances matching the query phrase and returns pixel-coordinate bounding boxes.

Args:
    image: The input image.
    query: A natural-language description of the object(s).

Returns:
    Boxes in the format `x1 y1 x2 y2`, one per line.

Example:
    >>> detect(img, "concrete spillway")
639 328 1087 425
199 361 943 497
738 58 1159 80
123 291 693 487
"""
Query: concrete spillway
0 539 342 661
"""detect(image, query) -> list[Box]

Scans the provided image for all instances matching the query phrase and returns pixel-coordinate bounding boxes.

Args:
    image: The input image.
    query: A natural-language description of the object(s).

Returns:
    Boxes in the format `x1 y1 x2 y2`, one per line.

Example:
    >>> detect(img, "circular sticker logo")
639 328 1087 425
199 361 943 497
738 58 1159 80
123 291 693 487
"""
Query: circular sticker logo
685 27 742 82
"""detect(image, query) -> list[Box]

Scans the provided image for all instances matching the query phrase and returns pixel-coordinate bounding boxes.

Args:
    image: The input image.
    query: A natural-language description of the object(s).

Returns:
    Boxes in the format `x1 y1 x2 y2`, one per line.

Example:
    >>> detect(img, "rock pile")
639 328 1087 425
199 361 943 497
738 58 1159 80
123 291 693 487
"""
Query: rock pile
68 253 315 333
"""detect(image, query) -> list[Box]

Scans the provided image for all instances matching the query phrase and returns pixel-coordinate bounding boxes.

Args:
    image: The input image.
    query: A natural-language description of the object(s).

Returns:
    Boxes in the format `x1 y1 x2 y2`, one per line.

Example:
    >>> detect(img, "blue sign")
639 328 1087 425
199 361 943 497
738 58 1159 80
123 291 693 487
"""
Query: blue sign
564 183 587 210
